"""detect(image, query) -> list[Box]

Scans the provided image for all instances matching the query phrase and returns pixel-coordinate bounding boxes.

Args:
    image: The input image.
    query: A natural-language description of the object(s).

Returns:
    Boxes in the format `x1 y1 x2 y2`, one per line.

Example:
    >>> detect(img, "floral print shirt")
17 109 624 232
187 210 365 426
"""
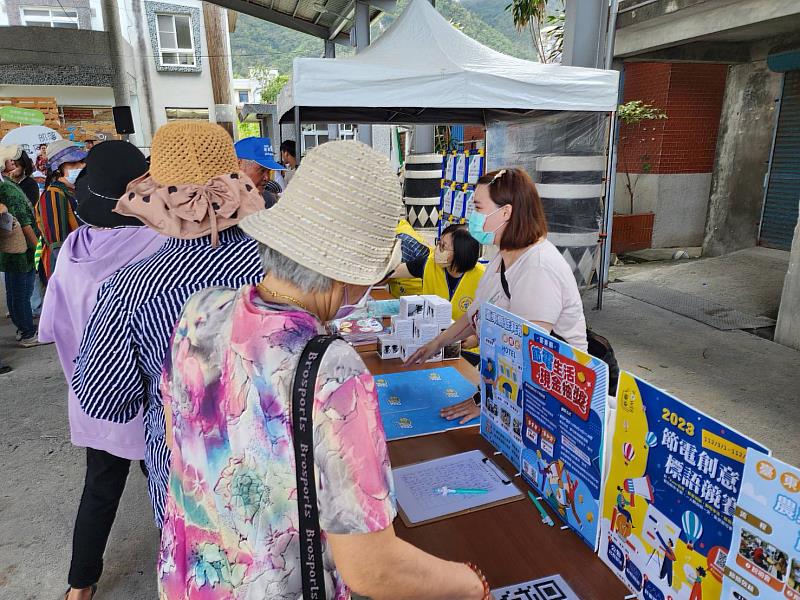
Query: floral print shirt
158 285 396 599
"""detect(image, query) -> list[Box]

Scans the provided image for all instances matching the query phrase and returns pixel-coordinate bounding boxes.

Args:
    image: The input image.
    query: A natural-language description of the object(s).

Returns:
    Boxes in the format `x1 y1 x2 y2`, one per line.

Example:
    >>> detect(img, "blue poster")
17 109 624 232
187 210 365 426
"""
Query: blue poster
520 327 608 549
375 367 478 441
721 449 800 600
599 372 770 600
479 304 525 468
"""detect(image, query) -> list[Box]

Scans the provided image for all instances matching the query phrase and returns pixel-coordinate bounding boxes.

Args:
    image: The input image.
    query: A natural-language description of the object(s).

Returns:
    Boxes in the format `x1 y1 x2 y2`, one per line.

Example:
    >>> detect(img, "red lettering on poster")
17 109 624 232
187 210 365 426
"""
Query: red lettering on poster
529 340 595 421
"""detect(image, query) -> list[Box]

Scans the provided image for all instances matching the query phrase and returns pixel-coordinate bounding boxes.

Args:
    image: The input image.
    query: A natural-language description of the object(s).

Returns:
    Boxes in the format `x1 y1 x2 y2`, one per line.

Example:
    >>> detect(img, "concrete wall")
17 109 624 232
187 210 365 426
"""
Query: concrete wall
703 61 782 256
121 0 215 145
775 211 800 349
615 173 712 247
615 0 800 58
615 62 727 248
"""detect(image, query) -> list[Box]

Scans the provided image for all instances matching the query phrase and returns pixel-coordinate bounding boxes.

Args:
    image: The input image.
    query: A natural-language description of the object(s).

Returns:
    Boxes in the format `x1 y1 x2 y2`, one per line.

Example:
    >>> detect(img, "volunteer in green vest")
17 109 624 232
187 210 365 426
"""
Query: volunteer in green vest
388 218 429 297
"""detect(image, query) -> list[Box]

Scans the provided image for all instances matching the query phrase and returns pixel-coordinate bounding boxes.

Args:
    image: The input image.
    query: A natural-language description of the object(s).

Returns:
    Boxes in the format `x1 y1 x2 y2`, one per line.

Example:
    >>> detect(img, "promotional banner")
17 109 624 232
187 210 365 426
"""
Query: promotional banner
479 304 608 548
599 371 769 600
479 304 525 468
520 326 608 549
721 449 800 600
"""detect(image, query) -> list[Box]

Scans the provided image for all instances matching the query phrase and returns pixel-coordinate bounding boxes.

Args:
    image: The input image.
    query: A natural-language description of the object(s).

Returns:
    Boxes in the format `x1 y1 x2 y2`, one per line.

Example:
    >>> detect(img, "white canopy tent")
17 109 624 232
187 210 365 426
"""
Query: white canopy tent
277 0 619 125
277 0 622 305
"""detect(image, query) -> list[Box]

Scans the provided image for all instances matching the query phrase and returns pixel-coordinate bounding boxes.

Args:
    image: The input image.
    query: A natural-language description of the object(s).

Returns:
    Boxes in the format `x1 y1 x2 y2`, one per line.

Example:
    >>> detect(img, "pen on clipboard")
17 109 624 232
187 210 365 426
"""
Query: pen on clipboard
527 491 555 526
433 486 489 496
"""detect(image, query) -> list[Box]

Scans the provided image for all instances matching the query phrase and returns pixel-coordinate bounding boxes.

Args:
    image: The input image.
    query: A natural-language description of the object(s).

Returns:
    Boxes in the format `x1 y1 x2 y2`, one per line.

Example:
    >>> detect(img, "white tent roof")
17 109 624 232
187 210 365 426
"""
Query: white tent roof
277 0 619 124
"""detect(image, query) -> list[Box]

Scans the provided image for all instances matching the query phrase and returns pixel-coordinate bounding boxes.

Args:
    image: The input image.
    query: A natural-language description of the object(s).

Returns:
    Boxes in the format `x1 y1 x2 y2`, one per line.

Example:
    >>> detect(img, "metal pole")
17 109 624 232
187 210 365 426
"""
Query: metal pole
597 69 624 310
605 0 620 69
324 40 339 141
355 0 372 146
596 0 622 309
294 105 302 165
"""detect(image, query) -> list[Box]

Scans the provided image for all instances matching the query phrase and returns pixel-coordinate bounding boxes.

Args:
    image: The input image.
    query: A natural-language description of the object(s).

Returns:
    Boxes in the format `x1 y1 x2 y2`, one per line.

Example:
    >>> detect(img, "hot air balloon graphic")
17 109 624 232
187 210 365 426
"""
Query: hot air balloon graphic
645 431 657 448
622 442 635 464
682 511 703 550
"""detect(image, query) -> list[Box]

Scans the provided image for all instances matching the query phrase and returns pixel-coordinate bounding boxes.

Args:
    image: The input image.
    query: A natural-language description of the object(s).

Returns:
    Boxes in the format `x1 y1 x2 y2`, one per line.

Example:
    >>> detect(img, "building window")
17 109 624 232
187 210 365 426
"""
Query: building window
156 13 195 66
21 6 79 28
165 107 209 121
338 124 356 140
237 90 249 103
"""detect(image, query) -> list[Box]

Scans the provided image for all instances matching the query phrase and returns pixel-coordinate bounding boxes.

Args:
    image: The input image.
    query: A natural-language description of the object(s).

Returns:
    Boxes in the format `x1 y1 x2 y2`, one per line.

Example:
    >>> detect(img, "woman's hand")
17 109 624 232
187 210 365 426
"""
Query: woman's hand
404 339 442 365
440 396 481 424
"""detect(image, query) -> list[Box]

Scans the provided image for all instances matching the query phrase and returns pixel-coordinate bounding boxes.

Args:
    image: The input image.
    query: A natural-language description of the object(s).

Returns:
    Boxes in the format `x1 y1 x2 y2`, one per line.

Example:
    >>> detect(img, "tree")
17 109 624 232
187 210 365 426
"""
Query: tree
617 100 668 213
506 0 564 63
260 74 290 104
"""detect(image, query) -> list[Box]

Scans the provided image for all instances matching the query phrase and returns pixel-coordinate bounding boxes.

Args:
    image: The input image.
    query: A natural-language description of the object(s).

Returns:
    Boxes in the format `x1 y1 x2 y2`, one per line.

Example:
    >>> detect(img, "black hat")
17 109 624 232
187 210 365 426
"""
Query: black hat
75 140 148 228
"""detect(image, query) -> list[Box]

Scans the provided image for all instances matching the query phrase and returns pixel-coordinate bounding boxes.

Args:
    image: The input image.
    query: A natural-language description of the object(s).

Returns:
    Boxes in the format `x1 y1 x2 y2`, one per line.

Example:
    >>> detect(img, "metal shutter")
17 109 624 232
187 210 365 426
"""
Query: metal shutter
761 71 800 250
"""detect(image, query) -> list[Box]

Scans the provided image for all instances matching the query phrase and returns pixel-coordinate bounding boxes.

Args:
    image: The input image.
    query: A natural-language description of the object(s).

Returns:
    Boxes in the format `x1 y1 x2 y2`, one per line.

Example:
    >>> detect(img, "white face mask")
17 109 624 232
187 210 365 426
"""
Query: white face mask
64 167 83 185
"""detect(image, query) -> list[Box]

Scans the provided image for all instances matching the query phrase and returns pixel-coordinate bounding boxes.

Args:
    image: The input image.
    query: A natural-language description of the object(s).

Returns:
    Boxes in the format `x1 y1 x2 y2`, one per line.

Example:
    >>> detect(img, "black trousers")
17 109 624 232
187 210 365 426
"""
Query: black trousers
68 448 138 589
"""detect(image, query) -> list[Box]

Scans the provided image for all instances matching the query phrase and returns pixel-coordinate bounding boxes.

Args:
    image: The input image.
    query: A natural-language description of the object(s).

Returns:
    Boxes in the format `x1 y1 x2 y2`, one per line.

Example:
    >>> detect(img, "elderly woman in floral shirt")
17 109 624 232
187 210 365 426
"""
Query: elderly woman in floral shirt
158 141 491 600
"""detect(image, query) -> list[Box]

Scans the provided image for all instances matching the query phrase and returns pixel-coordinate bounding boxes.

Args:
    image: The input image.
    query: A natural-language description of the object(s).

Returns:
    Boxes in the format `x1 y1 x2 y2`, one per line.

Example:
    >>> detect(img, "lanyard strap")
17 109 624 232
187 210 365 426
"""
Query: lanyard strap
291 333 341 600
499 258 511 300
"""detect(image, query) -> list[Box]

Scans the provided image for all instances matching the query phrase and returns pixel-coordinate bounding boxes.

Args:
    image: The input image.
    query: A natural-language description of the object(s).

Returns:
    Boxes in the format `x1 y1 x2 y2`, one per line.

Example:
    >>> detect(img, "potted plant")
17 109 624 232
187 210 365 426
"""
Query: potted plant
612 100 667 254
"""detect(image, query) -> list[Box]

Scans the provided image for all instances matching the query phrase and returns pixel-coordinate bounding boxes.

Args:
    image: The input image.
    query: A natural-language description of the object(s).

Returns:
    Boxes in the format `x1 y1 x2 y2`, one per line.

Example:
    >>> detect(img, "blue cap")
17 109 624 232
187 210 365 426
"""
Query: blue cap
234 137 286 171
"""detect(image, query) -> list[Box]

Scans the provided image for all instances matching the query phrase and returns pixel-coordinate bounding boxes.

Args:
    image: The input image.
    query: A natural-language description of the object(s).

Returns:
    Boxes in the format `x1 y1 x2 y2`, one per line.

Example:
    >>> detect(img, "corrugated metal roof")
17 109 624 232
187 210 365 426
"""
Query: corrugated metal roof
218 0 384 43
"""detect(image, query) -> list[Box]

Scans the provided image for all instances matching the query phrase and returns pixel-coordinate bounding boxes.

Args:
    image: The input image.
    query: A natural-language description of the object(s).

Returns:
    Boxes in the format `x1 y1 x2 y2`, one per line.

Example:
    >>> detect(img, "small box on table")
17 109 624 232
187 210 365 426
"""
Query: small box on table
399 295 426 318
377 335 401 359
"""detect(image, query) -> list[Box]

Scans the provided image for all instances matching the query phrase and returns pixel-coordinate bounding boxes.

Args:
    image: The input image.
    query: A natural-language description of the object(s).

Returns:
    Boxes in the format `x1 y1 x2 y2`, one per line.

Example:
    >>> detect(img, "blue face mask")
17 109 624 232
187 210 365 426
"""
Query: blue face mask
64 167 83 185
468 206 504 245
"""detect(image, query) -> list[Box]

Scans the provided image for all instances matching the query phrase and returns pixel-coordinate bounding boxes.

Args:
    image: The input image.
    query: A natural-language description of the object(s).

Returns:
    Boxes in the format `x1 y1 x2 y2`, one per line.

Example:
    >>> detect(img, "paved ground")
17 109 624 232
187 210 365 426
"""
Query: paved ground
611 247 790 319
1 252 798 598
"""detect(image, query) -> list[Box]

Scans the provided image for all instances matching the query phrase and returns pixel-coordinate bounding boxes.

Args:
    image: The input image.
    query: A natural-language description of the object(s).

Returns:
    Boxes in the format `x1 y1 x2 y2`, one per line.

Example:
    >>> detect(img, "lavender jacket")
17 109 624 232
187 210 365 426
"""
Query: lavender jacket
39 225 165 459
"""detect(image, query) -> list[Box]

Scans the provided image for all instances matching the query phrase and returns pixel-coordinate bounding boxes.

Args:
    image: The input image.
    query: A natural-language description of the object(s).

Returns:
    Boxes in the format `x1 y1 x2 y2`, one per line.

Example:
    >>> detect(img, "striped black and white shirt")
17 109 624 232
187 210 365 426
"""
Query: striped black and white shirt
72 226 263 527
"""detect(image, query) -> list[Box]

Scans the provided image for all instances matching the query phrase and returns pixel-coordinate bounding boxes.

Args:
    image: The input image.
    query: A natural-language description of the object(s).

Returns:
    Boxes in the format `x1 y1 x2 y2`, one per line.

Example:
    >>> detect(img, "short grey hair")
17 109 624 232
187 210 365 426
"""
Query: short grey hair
259 243 334 294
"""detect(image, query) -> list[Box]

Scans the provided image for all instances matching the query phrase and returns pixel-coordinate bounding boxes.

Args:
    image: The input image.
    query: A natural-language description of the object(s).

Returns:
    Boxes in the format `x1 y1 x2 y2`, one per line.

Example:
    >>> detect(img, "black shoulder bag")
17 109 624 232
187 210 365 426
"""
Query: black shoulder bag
500 259 620 395
291 333 341 600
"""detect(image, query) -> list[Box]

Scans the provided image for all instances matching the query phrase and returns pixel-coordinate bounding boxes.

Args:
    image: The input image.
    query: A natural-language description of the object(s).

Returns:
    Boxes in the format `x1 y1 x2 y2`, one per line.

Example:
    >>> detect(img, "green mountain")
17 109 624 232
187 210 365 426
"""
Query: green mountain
230 0 537 79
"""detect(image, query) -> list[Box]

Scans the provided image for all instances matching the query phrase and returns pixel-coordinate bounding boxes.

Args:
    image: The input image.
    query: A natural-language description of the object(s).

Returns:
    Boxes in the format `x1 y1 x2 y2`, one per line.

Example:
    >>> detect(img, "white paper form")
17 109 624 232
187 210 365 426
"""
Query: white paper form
393 449 523 525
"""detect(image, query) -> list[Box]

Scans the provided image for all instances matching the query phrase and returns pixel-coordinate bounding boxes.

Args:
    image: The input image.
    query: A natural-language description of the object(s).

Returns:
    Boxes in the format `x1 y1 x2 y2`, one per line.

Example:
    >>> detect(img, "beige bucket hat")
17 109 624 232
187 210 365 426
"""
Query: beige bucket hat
239 140 403 286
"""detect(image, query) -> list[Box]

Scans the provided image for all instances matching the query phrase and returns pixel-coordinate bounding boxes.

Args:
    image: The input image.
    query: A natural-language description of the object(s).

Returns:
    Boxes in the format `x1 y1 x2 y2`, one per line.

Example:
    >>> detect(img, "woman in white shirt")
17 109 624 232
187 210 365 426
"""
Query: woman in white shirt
406 167 587 423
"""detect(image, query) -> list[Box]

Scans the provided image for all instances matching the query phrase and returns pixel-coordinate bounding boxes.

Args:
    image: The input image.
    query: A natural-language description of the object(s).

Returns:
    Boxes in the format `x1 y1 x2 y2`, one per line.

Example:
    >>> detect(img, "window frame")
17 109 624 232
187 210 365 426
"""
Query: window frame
237 90 250 103
154 12 196 68
20 6 79 28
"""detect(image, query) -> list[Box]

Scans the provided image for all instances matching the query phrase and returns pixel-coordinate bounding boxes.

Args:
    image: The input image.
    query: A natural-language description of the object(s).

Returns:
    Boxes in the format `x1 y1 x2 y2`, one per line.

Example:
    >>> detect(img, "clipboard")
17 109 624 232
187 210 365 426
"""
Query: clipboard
393 449 524 527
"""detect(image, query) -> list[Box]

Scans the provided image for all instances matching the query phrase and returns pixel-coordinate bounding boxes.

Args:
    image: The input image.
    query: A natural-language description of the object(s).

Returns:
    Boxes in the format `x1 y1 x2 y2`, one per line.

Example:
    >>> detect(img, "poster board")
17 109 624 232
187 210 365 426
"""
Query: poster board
375 367 479 441
721 449 800 600
393 449 523 527
598 371 769 600
519 326 609 549
479 304 526 468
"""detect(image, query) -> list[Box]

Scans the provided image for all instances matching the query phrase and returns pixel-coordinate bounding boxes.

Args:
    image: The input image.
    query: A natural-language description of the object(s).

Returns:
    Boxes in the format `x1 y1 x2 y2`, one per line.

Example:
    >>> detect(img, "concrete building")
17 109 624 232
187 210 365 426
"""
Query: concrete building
0 0 235 148
613 0 800 348
232 70 278 107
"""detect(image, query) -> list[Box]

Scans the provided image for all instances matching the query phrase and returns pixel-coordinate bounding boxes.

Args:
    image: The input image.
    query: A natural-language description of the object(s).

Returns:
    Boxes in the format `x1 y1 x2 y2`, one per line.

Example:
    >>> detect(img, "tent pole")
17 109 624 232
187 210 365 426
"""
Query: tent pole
597 110 618 310
355 1 372 146
294 106 302 165
324 40 339 142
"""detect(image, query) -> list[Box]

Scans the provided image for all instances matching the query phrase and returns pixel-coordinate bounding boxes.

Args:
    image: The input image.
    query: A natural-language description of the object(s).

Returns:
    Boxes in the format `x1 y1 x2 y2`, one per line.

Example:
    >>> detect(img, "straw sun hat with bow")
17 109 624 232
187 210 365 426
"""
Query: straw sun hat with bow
240 140 403 286
114 121 264 246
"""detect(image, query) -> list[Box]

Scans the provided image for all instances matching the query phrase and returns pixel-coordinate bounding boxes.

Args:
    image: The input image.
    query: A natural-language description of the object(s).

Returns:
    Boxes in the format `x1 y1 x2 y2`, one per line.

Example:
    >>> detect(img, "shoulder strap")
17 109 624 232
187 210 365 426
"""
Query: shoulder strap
500 258 511 300
291 333 341 600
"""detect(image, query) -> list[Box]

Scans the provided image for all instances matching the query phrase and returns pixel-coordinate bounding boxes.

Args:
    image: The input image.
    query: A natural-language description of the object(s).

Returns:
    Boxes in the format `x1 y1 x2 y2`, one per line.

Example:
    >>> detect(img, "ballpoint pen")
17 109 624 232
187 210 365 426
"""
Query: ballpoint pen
528 490 555 526
433 486 489 496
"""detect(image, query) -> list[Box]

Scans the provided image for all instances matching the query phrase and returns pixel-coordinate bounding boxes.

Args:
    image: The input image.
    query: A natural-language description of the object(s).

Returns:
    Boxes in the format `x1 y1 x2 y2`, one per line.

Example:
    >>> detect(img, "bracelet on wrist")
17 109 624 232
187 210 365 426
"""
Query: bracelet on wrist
465 562 491 600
